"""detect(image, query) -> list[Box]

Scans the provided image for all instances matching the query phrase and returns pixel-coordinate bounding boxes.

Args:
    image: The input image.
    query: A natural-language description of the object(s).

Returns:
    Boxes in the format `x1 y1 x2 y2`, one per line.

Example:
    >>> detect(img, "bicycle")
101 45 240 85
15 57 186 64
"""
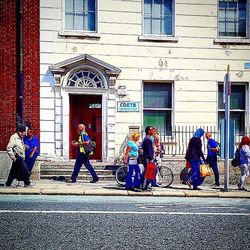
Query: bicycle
115 156 174 188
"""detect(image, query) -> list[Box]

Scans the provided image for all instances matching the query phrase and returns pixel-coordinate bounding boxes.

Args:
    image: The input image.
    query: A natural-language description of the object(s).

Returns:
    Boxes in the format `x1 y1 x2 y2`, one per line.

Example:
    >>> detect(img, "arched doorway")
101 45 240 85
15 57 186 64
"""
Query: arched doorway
49 54 121 161
67 68 106 160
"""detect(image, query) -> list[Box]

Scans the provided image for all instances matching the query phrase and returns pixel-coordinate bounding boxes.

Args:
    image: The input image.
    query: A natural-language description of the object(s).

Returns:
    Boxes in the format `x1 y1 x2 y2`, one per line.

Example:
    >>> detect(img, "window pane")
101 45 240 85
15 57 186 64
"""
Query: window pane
144 83 172 108
144 18 151 33
75 14 84 30
144 0 152 15
164 0 172 15
66 0 73 11
144 110 172 132
152 0 161 17
218 85 225 109
239 20 246 36
231 85 245 109
88 12 96 31
75 0 83 11
88 0 96 11
218 84 245 110
164 15 172 35
219 111 245 134
65 14 74 29
152 18 161 34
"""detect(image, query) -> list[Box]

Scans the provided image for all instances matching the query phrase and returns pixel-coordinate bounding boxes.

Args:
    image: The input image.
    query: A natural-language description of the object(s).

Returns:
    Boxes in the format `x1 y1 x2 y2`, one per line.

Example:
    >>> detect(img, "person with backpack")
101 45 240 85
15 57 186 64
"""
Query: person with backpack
237 136 250 191
205 132 220 187
69 124 99 183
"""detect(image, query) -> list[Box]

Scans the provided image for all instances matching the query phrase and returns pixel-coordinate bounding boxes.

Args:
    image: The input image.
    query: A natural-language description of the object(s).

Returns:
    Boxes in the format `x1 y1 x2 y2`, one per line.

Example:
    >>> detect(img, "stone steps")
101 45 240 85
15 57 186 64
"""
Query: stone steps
39 157 184 182
40 174 116 181
41 169 114 175
39 161 120 181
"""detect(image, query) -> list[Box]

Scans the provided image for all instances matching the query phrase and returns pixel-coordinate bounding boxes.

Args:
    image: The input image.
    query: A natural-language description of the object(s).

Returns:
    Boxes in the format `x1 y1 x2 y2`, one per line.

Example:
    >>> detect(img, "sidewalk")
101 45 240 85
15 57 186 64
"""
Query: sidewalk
0 179 249 198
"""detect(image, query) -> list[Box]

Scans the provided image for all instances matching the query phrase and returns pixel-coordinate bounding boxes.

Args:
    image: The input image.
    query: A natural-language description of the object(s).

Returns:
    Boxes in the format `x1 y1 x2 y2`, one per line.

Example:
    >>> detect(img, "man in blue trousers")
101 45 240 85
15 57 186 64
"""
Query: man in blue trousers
205 132 220 187
70 124 99 183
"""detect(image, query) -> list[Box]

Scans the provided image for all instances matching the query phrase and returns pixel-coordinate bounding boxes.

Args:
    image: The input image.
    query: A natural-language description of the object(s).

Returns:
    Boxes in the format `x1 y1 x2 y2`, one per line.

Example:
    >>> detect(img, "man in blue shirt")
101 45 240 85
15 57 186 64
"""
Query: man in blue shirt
206 132 220 187
23 128 39 172
70 124 99 183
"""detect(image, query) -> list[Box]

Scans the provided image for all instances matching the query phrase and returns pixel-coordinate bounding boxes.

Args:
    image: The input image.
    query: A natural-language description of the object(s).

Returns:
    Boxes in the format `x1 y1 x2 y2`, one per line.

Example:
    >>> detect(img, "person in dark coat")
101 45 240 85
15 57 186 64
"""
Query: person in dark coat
185 128 206 190
6 124 34 187
141 126 154 190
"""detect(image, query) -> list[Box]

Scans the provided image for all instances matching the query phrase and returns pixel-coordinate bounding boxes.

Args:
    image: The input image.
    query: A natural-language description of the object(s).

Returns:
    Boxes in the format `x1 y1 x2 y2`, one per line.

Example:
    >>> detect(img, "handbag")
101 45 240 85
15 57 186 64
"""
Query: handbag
199 164 212 177
144 162 157 180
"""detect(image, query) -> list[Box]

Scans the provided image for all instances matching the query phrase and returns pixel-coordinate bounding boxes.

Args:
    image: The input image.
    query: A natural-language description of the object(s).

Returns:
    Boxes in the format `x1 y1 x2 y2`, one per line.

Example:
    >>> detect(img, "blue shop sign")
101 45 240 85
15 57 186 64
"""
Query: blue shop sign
117 101 139 112
244 62 250 69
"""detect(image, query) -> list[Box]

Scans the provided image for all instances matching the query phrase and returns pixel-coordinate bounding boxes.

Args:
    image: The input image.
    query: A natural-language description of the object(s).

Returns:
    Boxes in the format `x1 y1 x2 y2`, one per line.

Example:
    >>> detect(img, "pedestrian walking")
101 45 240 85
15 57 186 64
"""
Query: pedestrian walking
70 124 99 183
23 127 39 172
205 132 220 187
123 131 141 190
185 128 206 190
5 124 35 187
141 126 155 190
237 136 250 191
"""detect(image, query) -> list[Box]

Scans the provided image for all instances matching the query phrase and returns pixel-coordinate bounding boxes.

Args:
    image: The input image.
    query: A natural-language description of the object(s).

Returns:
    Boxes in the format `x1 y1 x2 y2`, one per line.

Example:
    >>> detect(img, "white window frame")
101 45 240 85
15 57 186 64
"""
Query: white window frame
59 0 100 39
142 81 174 134
215 0 250 44
217 82 249 134
139 0 178 43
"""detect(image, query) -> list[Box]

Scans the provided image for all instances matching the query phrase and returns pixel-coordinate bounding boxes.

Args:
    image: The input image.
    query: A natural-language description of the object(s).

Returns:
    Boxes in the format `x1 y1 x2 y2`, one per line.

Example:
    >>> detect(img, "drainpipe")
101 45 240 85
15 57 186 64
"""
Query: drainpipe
16 0 23 125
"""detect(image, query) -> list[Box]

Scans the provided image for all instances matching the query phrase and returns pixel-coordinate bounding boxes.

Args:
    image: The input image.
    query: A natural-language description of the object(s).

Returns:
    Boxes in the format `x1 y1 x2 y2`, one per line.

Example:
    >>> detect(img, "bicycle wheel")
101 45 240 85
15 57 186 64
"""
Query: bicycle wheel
115 165 128 187
157 166 174 187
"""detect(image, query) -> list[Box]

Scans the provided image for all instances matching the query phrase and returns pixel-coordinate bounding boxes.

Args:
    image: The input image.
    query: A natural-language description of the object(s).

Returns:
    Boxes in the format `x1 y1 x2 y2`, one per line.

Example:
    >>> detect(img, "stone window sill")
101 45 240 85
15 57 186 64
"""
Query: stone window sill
58 31 101 40
214 38 250 45
138 35 178 43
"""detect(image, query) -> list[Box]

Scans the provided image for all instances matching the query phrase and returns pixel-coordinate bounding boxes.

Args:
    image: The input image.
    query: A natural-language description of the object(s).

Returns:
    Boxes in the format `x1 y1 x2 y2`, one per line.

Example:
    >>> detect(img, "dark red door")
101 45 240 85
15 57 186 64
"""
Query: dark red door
69 94 102 160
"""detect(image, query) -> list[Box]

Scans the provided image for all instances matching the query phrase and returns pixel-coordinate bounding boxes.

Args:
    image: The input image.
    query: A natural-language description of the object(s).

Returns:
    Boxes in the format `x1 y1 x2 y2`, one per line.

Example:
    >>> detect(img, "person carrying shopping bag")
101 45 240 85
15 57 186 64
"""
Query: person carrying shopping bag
185 128 206 190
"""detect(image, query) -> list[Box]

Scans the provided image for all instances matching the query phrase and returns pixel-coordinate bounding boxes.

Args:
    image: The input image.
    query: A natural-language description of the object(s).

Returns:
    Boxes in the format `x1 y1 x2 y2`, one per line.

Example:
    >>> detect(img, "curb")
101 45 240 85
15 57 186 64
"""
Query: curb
0 187 249 198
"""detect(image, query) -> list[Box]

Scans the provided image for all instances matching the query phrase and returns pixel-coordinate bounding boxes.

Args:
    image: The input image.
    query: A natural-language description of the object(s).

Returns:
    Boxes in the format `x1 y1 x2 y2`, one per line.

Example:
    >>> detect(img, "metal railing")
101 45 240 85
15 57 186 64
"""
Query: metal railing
145 125 250 156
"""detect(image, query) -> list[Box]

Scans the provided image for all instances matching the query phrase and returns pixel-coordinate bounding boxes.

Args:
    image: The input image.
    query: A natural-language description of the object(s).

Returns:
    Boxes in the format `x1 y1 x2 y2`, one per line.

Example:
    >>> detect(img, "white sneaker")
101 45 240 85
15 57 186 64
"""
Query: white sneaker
24 182 36 187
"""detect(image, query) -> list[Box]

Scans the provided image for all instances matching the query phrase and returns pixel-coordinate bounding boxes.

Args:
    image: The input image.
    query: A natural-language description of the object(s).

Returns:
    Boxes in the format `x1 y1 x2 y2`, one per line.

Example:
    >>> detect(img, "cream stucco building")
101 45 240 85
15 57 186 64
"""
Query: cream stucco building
40 0 250 161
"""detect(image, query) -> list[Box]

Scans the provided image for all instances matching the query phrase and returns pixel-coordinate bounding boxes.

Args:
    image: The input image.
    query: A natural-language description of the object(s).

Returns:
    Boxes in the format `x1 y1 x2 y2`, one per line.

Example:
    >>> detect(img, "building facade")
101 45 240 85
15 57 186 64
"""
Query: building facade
40 0 250 162
0 0 40 151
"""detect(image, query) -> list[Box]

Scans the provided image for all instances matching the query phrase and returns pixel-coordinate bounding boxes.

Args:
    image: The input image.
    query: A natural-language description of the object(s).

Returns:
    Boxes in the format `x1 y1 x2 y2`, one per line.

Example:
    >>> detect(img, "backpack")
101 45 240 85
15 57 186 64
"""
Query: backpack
85 140 96 154
231 148 240 167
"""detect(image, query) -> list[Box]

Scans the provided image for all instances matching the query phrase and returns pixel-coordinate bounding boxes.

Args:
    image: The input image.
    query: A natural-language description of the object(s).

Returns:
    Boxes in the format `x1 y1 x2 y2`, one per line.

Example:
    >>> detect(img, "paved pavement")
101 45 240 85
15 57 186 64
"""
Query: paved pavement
0 179 249 198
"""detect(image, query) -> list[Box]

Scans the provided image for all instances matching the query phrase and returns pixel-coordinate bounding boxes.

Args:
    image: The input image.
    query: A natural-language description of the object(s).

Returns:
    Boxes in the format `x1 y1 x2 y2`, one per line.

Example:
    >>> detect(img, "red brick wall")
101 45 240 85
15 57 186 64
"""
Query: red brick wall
0 1 18 150
0 0 40 150
22 0 40 138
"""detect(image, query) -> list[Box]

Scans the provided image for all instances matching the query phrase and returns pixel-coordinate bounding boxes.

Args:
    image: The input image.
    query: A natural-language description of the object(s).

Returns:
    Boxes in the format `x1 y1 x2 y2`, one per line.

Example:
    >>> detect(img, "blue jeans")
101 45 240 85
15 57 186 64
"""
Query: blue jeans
25 153 38 172
207 155 219 184
190 160 205 188
71 153 98 181
125 164 141 189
